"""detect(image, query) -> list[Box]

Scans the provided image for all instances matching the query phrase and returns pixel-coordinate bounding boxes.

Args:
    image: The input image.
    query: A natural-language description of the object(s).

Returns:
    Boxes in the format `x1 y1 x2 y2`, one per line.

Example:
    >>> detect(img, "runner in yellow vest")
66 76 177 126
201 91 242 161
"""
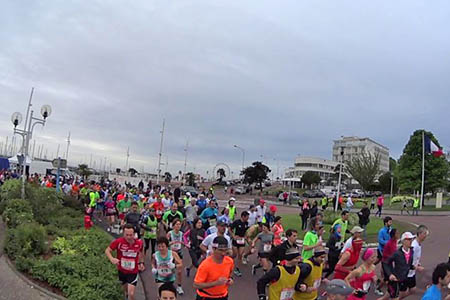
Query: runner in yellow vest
256 248 307 300
226 198 237 221
297 250 326 300
413 197 420 216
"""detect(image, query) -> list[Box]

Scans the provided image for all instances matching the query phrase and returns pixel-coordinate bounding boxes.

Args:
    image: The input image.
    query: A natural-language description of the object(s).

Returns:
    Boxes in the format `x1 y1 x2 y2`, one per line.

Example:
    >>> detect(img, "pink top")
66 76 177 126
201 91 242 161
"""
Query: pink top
273 224 284 246
347 268 376 300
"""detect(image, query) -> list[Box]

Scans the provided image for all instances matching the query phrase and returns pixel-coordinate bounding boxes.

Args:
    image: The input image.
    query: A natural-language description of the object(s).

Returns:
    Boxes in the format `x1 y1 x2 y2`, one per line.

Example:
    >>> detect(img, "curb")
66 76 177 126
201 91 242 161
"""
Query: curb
3 253 67 300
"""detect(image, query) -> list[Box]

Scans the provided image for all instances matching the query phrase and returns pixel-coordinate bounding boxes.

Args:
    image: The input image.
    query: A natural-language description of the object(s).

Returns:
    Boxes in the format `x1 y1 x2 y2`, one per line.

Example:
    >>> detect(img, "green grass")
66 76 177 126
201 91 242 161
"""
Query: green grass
348 200 450 211
280 213 416 243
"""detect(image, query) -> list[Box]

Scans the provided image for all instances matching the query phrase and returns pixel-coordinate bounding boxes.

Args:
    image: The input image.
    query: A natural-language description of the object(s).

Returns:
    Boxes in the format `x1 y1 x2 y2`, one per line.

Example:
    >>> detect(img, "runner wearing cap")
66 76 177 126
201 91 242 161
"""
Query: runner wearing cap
297 249 327 300
334 236 363 280
381 232 416 300
230 211 250 276
341 225 365 254
322 279 354 300
105 224 145 300
194 236 234 300
257 247 307 300
263 205 277 227
401 225 429 299
345 248 378 300
201 220 232 257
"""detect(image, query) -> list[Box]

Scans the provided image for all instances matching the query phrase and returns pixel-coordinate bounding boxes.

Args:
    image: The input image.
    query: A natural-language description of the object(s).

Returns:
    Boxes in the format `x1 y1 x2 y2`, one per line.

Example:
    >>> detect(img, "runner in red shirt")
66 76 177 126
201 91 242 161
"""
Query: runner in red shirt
105 224 145 300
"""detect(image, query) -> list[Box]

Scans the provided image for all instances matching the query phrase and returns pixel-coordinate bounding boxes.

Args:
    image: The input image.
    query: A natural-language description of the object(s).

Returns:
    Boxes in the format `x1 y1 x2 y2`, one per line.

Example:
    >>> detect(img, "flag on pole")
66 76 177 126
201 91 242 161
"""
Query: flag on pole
424 135 443 157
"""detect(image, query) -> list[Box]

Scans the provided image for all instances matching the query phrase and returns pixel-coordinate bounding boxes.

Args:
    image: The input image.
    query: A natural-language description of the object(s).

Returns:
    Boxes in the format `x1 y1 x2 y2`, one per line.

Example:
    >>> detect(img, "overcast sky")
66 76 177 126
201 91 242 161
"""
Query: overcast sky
1 1 450 178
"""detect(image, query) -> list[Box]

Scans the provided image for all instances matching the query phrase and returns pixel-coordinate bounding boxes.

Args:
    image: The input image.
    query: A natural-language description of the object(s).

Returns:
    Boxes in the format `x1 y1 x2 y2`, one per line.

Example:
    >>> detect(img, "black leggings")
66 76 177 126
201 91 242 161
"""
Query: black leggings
323 255 339 278
301 213 309 230
144 238 156 255
189 248 203 268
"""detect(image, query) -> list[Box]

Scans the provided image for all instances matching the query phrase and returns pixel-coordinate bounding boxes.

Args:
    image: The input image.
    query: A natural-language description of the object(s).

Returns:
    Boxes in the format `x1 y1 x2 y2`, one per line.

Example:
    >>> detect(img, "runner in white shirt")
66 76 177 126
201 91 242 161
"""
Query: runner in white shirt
256 200 266 223
200 220 232 256
403 225 429 299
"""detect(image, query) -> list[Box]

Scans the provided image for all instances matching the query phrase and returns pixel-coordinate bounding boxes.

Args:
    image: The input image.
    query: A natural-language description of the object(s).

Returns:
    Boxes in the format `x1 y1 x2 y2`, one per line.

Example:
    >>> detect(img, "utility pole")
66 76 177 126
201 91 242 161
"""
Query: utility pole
89 154 92 167
125 146 130 174
56 144 60 158
31 140 36 159
65 131 71 162
156 119 165 184
184 139 189 176
335 147 344 211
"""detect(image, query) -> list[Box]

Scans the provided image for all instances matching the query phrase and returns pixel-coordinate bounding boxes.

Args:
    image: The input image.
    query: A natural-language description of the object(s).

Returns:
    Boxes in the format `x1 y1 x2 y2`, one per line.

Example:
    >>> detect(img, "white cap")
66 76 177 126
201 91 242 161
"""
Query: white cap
229 197 236 201
186 192 191 196
401 232 415 241
350 226 364 234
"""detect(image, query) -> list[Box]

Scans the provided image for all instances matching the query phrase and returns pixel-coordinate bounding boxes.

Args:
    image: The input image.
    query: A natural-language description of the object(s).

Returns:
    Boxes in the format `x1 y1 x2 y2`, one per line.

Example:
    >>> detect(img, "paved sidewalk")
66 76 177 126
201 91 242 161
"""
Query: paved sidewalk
0 218 60 300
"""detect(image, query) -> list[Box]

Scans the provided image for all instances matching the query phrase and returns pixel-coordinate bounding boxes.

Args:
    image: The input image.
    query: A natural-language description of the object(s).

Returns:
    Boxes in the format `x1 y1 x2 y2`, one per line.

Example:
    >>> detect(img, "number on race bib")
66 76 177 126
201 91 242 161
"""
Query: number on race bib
280 288 294 300
236 238 245 245
121 258 135 271
263 243 272 252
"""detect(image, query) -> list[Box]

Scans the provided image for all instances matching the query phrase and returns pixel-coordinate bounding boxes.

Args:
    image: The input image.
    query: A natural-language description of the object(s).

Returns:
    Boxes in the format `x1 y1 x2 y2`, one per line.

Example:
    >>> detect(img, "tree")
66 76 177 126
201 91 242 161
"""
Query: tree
378 171 398 194
128 168 138 176
185 172 196 186
344 151 380 192
241 161 271 190
76 164 92 181
301 171 321 188
217 168 226 182
397 130 448 195
164 172 172 183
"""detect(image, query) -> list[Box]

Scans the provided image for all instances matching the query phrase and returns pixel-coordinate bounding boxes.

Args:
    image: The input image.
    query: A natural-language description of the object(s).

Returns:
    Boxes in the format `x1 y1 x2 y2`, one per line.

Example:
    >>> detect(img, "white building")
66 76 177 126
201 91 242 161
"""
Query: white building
284 156 339 180
332 136 389 173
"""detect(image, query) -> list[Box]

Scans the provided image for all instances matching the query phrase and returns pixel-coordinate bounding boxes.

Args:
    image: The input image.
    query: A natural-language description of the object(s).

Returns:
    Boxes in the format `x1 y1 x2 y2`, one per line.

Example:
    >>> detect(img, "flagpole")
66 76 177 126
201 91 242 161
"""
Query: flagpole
420 131 425 210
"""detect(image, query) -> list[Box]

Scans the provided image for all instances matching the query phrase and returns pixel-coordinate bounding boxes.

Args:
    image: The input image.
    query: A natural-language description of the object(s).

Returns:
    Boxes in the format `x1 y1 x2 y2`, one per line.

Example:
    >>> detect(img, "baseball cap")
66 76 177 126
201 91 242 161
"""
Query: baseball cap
325 279 354 296
216 220 227 226
401 232 415 241
186 192 191 196
212 236 229 249
229 197 236 201
269 205 277 212
350 226 364 234
259 199 265 204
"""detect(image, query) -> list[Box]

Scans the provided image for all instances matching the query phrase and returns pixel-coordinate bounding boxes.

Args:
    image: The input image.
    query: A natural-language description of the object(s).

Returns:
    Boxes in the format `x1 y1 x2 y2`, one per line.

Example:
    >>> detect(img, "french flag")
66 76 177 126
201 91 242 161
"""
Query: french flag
425 135 444 158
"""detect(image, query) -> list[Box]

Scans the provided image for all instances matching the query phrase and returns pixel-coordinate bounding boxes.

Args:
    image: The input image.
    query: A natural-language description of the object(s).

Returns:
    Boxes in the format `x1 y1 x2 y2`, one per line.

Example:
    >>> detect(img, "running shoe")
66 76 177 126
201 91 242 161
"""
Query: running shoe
242 257 248 265
234 269 242 277
185 267 191 277
251 264 256 275
374 289 384 296
176 286 184 295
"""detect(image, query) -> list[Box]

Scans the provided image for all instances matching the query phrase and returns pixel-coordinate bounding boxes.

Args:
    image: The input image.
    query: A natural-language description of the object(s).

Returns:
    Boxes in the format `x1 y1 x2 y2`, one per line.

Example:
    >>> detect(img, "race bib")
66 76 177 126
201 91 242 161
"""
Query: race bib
209 219 216 227
263 243 272 252
171 242 182 251
158 265 172 277
280 288 294 300
362 281 371 291
313 278 321 289
150 227 157 235
236 238 245 245
107 208 115 214
120 258 135 271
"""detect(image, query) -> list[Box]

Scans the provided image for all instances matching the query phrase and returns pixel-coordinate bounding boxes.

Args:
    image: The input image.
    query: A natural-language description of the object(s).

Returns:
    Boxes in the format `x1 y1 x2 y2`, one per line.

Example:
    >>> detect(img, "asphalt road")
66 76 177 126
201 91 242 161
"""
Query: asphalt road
139 190 450 300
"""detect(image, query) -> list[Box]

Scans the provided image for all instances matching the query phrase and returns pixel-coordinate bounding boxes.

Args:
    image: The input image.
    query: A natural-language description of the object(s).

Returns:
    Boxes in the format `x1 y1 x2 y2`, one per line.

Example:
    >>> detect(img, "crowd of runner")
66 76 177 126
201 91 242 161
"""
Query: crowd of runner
2 172 450 300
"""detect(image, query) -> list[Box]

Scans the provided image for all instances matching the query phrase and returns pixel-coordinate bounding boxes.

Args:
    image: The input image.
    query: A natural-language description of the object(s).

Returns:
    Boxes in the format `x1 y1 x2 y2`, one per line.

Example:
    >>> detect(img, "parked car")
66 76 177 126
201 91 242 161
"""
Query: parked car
234 186 246 195
278 191 300 203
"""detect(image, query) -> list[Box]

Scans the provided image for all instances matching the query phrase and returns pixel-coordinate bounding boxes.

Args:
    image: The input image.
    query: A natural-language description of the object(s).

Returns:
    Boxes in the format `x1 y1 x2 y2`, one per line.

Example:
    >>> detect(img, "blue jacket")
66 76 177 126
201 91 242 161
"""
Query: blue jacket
378 226 391 252
200 207 218 223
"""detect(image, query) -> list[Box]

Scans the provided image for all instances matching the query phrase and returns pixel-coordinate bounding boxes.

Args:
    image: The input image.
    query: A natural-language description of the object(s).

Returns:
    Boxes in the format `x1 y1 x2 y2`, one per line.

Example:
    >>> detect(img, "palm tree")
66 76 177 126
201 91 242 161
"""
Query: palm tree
77 164 92 181
217 168 226 182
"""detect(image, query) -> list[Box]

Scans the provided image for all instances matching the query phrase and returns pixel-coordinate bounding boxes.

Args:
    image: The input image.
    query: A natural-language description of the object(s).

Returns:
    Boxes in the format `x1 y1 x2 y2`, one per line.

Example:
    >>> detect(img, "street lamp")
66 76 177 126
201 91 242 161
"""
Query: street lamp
233 144 245 177
335 147 344 211
11 103 52 199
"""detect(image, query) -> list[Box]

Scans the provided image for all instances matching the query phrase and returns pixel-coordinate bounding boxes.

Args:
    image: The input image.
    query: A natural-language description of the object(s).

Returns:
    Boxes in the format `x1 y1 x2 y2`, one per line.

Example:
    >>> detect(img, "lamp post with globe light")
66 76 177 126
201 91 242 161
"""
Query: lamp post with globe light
11 103 52 199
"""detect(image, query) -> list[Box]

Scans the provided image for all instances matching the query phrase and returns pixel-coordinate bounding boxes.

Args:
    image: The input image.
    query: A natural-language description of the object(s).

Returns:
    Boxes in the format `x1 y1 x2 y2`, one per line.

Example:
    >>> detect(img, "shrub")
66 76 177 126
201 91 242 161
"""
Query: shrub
15 255 37 272
0 179 33 203
28 187 64 225
62 195 84 210
323 210 358 226
5 222 48 260
32 228 122 300
2 198 34 228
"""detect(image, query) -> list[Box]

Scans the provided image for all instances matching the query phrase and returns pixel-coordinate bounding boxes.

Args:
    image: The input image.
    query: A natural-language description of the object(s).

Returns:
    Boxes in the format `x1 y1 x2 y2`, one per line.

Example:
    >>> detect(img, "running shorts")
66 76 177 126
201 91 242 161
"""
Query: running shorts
118 271 138 286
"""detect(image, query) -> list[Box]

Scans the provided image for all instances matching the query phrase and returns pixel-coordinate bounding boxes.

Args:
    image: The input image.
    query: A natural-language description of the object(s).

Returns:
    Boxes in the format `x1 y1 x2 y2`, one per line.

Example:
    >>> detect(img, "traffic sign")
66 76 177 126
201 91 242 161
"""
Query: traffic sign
52 158 67 168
